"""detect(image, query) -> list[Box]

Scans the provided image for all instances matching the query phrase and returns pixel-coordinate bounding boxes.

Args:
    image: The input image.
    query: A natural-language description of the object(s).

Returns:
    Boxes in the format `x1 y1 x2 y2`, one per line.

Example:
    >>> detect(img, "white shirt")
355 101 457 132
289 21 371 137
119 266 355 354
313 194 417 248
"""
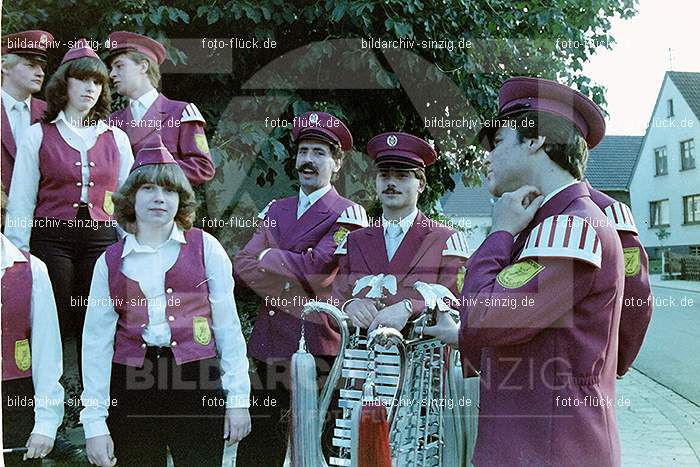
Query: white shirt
3 112 134 250
129 88 159 121
2 89 32 139
297 184 332 219
80 226 251 439
541 180 580 207
0 234 64 439
382 209 419 261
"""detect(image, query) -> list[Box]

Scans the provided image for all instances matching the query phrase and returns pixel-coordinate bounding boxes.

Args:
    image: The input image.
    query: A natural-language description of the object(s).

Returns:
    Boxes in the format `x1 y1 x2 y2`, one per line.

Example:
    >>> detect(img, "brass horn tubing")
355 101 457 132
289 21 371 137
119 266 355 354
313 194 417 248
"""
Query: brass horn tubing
408 349 421 466
419 348 431 466
394 350 414 454
447 347 467 467
367 327 407 435
395 344 427 464
301 300 350 467
397 346 423 466
436 346 445 465
422 346 441 464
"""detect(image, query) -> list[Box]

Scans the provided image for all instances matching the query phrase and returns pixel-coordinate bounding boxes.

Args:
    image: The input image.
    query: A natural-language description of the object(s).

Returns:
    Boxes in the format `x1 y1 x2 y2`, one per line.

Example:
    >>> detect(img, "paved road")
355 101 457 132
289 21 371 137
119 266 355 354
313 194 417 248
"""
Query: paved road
633 285 700 405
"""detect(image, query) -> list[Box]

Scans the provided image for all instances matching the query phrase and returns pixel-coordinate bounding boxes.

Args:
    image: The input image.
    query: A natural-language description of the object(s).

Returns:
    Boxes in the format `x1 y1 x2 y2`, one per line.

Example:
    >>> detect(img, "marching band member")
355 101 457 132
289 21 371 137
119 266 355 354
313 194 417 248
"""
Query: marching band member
234 111 367 466
105 31 215 186
4 39 133 368
1 189 64 466
1 30 54 192
426 77 625 466
586 182 653 377
80 141 250 467
332 132 468 332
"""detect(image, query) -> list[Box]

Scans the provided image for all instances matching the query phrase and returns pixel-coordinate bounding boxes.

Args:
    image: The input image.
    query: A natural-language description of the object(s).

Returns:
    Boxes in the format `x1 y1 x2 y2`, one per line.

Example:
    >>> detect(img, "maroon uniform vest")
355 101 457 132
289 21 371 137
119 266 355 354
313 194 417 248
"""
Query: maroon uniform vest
105 228 217 367
34 123 120 221
1 251 33 381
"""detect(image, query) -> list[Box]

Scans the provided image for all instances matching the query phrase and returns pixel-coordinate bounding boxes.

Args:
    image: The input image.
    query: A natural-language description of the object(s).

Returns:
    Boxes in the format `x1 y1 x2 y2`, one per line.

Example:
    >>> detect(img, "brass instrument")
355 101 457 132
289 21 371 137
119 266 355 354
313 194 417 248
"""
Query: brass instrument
290 277 476 466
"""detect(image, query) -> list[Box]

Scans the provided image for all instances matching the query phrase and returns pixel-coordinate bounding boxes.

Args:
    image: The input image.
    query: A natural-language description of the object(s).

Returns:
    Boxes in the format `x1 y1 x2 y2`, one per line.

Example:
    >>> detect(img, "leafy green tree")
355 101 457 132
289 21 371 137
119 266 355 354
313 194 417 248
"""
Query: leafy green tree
5 1 638 234
5 0 638 335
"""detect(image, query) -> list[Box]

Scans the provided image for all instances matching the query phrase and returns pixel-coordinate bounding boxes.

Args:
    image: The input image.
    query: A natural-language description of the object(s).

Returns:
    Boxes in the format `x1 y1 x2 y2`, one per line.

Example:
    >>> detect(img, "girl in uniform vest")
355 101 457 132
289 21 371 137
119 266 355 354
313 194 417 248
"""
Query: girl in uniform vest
80 142 251 467
1 188 64 466
4 39 134 370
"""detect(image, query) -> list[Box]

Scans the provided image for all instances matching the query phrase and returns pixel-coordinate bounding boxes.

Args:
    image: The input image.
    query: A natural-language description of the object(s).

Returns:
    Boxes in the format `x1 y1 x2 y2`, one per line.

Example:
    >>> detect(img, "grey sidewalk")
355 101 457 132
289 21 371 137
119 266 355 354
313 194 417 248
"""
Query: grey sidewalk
46 340 700 467
618 368 700 466
54 368 700 467
649 274 700 293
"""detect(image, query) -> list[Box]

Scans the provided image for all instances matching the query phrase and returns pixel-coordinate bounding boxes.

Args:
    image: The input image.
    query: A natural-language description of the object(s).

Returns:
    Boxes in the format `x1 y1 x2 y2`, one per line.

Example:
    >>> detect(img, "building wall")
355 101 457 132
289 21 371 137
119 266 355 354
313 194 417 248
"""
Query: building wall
629 76 700 258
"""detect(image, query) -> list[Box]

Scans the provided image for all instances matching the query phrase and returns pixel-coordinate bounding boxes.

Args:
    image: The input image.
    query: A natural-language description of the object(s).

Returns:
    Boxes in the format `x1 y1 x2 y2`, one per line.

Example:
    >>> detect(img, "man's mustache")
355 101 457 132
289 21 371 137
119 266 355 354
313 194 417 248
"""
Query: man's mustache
297 163 318 173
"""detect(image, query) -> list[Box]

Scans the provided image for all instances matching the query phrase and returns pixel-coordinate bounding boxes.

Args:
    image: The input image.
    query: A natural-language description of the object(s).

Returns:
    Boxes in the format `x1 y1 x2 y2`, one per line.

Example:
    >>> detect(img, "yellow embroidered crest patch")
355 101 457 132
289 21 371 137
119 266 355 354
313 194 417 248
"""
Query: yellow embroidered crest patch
456 266 466 293
193 317 212 346
15 339 31 372
623 247 641 277
103 191 114 215
195 133 210 154
497 259 544 289
334 227 349 245
193 316 211 345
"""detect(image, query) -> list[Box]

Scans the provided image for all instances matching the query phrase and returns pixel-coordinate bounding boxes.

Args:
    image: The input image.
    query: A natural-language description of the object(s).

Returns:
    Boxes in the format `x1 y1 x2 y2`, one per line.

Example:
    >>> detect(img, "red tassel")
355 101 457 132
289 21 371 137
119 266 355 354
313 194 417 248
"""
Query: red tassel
357 402 392 467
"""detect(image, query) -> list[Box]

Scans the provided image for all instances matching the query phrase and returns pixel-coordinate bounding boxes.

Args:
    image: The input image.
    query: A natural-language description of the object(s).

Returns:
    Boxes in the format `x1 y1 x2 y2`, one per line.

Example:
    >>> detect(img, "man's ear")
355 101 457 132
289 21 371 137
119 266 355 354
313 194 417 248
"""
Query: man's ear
528 136 546 154
417 177 426 194
332 157 343 173
139 59 149 75
1 56 10 74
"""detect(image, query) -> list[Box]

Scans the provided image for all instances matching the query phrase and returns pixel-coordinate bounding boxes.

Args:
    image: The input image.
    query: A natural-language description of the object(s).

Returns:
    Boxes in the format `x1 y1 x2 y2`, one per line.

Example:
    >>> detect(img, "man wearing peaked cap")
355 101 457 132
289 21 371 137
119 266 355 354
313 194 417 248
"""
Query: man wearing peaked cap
330 132 469 465
584 181 652 379
234 110 367 466
105 31 215 185
333 131 468 337
425 77 626 466
1 30 54 191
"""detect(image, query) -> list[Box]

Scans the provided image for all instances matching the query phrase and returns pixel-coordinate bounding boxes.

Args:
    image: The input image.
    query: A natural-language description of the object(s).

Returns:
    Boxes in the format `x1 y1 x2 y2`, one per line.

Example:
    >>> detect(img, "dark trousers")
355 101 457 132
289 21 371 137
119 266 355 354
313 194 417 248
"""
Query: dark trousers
2 377 41 467
29 206 117 371
107 348 226 467
235 356 339 467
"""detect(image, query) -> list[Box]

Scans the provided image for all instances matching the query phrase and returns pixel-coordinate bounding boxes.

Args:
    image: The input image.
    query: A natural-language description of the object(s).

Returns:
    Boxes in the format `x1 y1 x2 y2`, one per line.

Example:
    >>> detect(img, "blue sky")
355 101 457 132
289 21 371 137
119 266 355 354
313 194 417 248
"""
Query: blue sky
582 0 699 135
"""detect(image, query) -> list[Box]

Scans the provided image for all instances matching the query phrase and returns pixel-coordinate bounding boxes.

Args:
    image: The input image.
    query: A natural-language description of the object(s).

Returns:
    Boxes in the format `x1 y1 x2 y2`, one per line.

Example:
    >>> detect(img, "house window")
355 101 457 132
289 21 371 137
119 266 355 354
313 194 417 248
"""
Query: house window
667 99 674 117
690 246 700 256
650 199 670 227
683 194 700 224
654 146 668 175
680 139 695 170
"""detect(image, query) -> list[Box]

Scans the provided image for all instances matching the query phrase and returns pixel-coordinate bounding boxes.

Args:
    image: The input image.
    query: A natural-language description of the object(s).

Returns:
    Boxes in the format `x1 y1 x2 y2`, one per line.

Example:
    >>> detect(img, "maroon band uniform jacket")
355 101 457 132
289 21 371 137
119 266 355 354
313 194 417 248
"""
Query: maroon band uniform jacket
587 183 653 376
109 94 215 185
1 96 46 191
459 182 624 467
332 211 468 320
234 187 367 360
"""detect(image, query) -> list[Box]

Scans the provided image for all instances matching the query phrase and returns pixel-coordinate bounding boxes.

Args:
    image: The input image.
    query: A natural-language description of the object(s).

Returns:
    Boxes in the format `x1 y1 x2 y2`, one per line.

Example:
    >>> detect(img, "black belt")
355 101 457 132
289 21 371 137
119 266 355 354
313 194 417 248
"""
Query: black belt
146 346 173 359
